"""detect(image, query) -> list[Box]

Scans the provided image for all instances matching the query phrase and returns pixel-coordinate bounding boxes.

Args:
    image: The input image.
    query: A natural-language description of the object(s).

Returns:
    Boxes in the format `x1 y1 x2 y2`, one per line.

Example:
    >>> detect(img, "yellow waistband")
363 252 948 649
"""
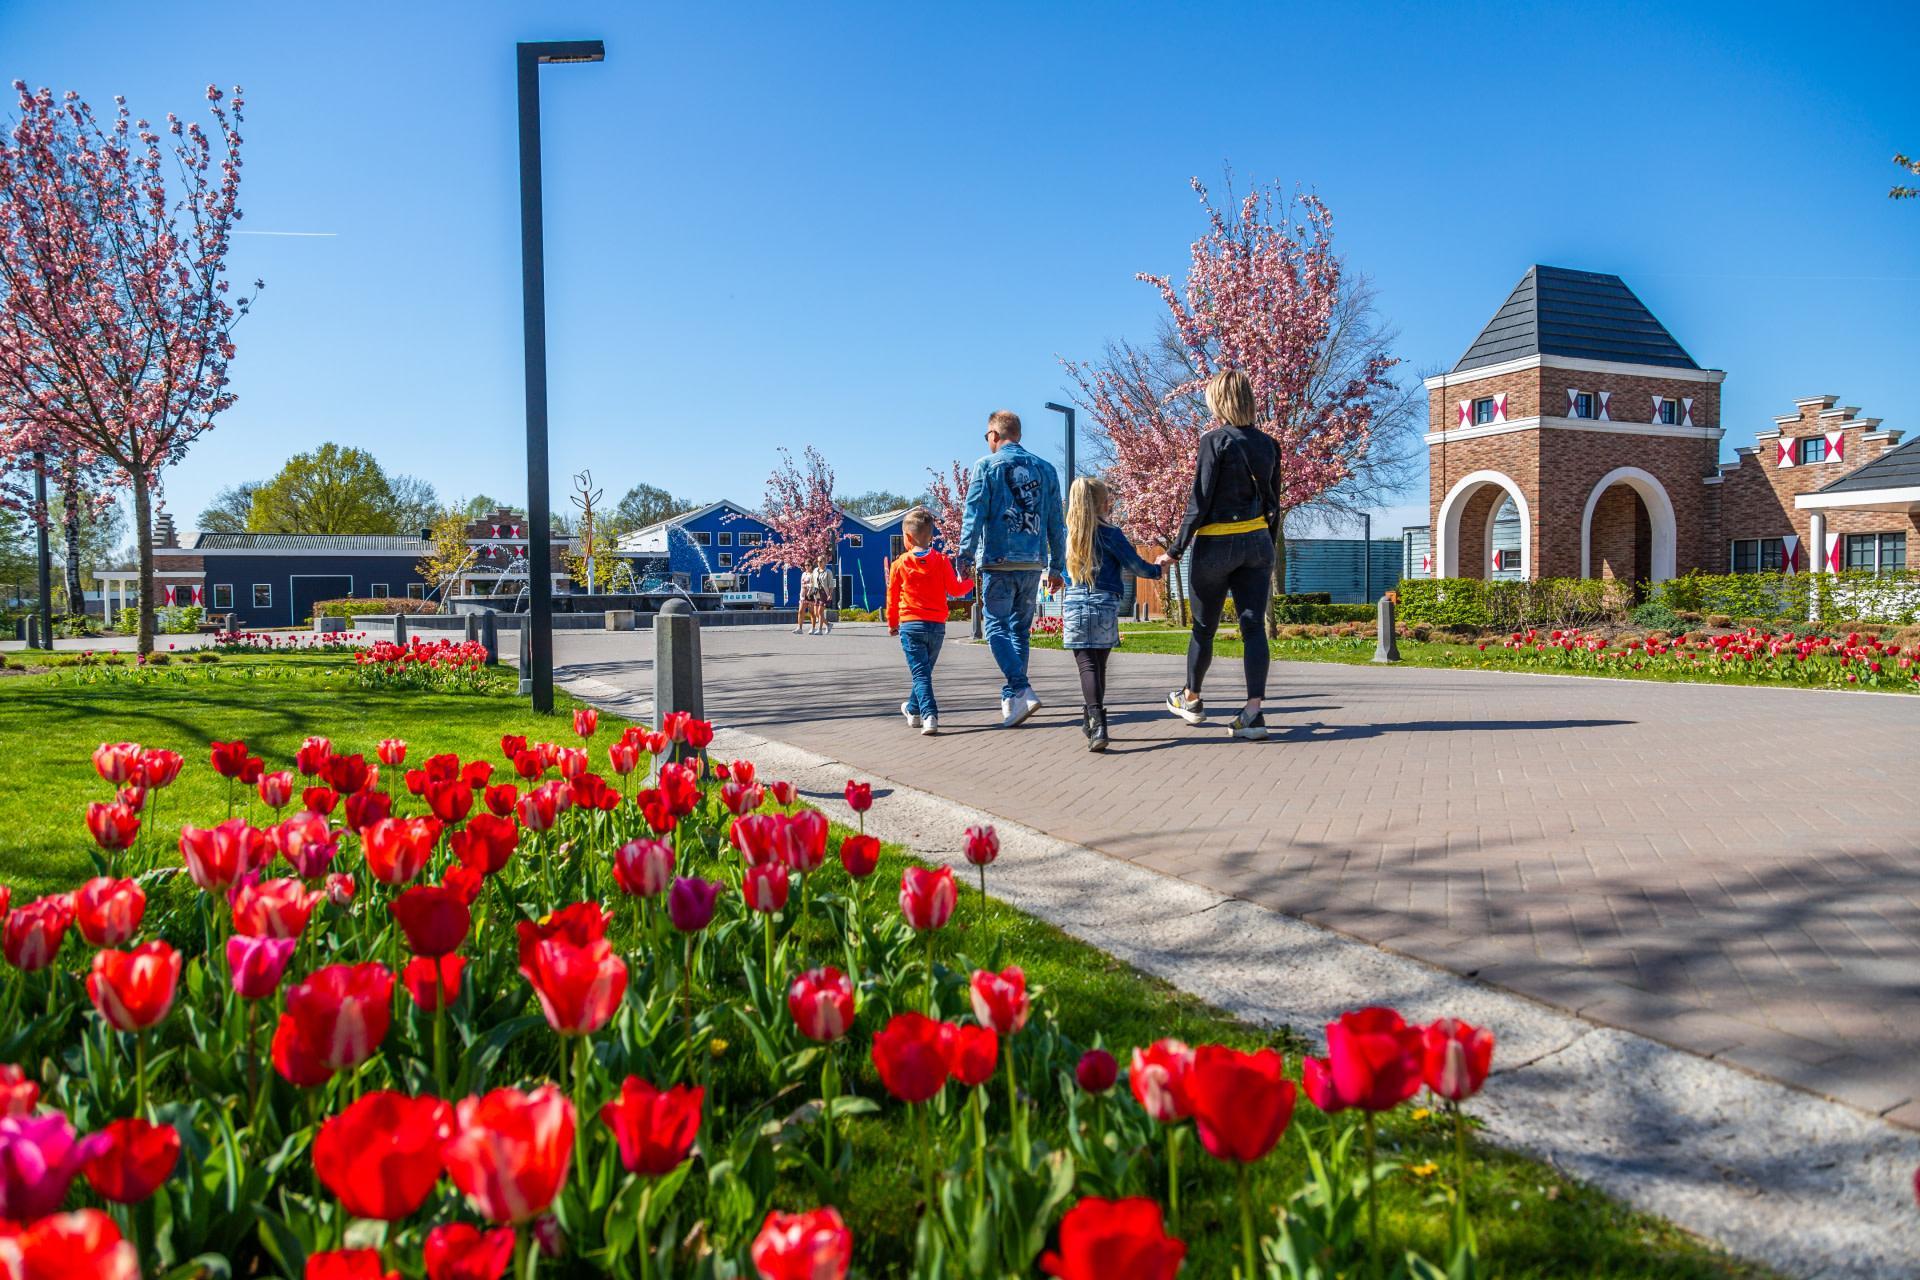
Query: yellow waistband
1195 516 1268 536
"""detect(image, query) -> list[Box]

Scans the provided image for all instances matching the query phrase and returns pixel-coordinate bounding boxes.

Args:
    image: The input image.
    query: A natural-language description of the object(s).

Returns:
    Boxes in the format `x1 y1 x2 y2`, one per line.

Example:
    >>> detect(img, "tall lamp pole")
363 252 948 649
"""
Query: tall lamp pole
1043 401 1076 486
516 38 605 713
32 451 52 648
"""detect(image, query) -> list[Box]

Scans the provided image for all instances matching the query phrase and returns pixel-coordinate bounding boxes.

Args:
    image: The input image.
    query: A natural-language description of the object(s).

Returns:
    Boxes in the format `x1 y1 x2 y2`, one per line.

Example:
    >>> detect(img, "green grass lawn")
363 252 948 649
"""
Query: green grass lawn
0 655 1767 1277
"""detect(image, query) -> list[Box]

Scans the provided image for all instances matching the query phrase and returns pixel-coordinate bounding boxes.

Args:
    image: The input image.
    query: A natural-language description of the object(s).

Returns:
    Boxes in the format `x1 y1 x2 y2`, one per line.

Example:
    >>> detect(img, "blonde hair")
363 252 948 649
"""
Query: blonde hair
1065 475 1111 585
987 409 1022 440
1205 369 1257 427
902 506 935 545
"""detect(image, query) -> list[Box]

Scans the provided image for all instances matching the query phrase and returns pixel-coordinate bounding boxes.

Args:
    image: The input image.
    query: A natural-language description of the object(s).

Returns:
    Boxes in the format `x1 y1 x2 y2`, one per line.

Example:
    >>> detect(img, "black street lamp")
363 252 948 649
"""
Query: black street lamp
516 39 605 713
1043 401 1076 486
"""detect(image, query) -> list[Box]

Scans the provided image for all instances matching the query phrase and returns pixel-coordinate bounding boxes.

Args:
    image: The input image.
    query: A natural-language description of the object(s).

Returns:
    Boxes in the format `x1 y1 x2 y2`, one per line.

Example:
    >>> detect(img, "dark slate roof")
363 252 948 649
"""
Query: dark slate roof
190 532 430 551
1815 437 1920 495
1453 266 1700 373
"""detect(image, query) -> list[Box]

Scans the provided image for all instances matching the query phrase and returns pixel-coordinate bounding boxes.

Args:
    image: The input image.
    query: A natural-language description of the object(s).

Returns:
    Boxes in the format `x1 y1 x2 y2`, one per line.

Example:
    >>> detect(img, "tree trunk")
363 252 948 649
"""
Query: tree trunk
61 479 84 618
131 472 155 656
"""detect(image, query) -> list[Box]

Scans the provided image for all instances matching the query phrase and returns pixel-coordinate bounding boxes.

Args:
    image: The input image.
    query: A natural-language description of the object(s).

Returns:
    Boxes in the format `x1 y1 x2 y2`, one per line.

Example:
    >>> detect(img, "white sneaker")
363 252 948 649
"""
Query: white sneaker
999 696 1013 723
920 716 939 736
901 701 921 728
1003 690 1040 728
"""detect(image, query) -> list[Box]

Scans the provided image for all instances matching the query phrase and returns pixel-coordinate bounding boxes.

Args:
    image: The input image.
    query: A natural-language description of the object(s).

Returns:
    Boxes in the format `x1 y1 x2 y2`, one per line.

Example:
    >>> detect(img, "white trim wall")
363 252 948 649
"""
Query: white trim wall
1795 485 1920 512
1426 416 1724 446
1424 353 1728 390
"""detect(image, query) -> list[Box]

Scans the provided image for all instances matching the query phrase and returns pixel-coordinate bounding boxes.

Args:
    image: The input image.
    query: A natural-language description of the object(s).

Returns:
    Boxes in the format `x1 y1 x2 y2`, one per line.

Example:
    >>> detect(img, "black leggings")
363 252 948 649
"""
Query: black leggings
1073 648 1110 709
1186 531 1274 701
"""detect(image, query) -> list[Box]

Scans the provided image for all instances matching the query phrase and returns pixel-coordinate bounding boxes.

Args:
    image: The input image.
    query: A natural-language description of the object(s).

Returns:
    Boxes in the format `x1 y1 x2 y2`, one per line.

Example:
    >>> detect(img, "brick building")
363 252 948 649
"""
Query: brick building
1418 265 1916 586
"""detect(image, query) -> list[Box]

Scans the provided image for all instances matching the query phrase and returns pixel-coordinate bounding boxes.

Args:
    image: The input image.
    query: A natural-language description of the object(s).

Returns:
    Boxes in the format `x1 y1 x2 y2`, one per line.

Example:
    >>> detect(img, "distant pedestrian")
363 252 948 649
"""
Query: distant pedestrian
1062 476 1165 752
956 410 1067 728
1163 369 1281 741
801 559 835 635
887 507 973 736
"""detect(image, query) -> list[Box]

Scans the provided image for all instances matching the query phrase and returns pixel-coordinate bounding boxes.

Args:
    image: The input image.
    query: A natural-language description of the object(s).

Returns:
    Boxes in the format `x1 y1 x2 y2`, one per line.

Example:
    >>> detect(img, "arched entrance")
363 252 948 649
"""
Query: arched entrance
1579 467 1677 583
1436 470 1532 579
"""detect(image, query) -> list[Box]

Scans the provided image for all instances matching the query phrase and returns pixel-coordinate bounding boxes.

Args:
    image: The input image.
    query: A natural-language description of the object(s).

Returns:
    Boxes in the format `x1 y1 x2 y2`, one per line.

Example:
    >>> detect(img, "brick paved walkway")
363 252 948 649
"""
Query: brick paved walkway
555 624 1920 1124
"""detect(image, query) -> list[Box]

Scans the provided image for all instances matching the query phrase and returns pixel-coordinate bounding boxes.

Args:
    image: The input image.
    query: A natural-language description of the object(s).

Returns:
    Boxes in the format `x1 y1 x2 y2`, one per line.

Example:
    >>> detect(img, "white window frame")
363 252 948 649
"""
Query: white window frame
407 583 427 599
370 582 390 598
846 533 864 549
212 583 234 610
717 531 732 546
1572 391 1596 420
1472 397 1496 425
252 583 273 609
738 531 763 546
1657 398 1681 426
1797 436 1828 465
692 531 712 546
716 552 733 567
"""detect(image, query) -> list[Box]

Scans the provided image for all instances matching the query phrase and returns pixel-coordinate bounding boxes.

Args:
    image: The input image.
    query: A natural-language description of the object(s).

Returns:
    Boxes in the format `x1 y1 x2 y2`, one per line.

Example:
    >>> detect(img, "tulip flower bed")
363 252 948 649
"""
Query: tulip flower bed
0 658 1763 1279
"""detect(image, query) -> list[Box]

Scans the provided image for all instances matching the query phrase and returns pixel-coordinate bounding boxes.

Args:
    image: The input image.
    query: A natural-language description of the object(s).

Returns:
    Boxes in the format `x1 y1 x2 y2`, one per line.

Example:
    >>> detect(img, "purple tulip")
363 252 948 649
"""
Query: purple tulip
667 876 721 933
0 1113 102 1220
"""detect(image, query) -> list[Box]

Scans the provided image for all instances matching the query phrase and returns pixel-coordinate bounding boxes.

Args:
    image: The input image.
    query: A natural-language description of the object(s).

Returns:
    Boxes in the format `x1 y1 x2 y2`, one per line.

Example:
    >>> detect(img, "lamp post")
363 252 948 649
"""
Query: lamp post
1043 401 1076 486
516 38 605 713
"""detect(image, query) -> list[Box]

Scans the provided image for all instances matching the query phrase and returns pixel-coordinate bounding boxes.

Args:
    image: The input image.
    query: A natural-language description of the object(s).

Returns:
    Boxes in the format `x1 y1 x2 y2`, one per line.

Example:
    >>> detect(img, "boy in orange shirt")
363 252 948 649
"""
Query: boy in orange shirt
888 506 974 736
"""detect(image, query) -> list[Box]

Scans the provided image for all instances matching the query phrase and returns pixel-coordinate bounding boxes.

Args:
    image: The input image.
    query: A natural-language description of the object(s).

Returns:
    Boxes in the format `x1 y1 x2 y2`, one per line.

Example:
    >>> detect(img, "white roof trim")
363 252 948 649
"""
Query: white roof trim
1795 485 1920 511
1425 415 1724 445
173 546 431 558
1424 353 1727 390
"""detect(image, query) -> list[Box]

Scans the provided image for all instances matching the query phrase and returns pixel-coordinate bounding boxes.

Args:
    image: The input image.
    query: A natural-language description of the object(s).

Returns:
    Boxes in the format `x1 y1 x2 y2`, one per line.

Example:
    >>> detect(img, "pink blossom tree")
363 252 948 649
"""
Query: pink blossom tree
1137 176 1403 627
0 82 257 652
923 460 971 555
732 446 844 602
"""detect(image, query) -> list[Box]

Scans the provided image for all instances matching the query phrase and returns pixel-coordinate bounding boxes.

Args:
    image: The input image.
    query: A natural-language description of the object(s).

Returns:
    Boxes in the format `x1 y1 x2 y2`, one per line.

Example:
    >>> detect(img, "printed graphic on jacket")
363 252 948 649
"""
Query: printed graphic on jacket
1005 461 1041 537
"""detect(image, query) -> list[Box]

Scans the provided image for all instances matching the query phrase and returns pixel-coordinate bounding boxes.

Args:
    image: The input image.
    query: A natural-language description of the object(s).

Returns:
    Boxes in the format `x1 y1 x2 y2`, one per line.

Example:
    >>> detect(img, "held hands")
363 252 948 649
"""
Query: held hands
1153 552 1173 567
1046 573 1064 594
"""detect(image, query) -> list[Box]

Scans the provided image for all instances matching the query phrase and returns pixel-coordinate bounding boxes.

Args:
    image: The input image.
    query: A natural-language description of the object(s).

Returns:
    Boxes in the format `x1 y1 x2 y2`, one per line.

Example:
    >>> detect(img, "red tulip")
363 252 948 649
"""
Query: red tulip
1187 1045 1295 1163
719 780 763 815
363 817 441 885
636 788 677 835
1421 1018 1496 1103
769 780 796 806
326 753 373 795
85 802 140 852
227 933 297 999
1323 1007 1423 1113
305 1249 397 1280
945 1022 999 1087
272 811 338 877
668 877 720 932
403 954 467 1011
426 778 475 824
442 864 485 906
257 770 295 811
843 780 872 813
838 834 880 879
484 782 520 818
898 866 955 930
728 759 756 786
3 896 73 972
783 811 829 873
463 759 495 791
1128 1039 1194 1123
607 740 641 777
313 1090 453 1220
1300 1056 1347 1115
742 862 790 914
449 813 518 877
511 750 545 782
303 785 341 816
555 748 590 781
285 962 394 1069
0 1064 39 1117
520 937 627 1035
391 884 472 956
423 1224 515 1280
568 773 620 812
1039 1197 1185 1280
378 738 408 767
442 1085 575 1224
136 748 183 790
572 707 598 739
81 1117 180 1204
599 1075 703 1176
612 839 674 897
1075 1049 1118 1094
500 734 529 762
1 1211 138 1280
326 873 357 906
230 876 321 939
871 1012 952 1103
87 941 182 1031
963 824 1000 867
516 781 570 833
240 756 265 785
514 902 609 964
969 966 1029 1035
272 1013 335 1087
342 789 393 835
749 1207 852 1280
92 742 141 785
179 819 271 891
72 877 145 947
208 739 250 779
729 815 781 866
659 763 700 818
295 735 333 777
117 785 147 814
788 966 855 1042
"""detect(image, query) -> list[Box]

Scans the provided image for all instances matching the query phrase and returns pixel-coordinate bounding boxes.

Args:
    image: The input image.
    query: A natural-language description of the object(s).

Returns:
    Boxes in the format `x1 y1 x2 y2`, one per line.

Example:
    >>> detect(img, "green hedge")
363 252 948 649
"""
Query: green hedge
1279 602 1375 624
1395 577 1628 631
311 597 441 620
1647 571 1920 626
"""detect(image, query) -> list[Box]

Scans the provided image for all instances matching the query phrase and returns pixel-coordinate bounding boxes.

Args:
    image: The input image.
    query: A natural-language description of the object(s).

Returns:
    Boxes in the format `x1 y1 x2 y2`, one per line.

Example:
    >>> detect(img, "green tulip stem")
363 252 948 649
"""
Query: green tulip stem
1237 1162 1257 1280
970 1086 987 1216
133 1029 148 1119
571 1036 590 1192
1005 1041 1028 1166
922 930 936 1015
914 1102 937 1220
682 934 696 1082
977 863 987 922
514 1226 535 1280
762 912 775 995
432 995 449 1097
821 1049 838 1175
637 1179 656 1280
1165 1124 1181 1231
1364 1111 1381 1279
1452 1101 1472 1258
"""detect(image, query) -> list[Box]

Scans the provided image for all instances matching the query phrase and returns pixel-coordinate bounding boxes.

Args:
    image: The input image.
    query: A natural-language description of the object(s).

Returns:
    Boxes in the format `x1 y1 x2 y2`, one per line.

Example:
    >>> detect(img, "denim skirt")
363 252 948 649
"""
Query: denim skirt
1061 584 1120 650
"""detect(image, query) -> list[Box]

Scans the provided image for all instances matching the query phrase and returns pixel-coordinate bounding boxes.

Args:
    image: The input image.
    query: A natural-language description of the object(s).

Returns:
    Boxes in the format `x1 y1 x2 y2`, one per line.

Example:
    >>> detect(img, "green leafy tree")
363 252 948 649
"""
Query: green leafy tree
838 488 922 518
611 483 695 531
197 481 261 534
387 474 440 535
461 494 506 519
48 490 123 608
249 443 398 535
0 502 34 605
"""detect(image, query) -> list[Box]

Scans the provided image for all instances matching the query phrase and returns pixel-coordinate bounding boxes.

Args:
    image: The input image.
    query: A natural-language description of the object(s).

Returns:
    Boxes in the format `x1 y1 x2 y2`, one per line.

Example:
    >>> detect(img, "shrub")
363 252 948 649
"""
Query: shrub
1630 600 1682 632
1395 577 1627 631
835 607 881 623
311 596 440 620
1705 614 1734 629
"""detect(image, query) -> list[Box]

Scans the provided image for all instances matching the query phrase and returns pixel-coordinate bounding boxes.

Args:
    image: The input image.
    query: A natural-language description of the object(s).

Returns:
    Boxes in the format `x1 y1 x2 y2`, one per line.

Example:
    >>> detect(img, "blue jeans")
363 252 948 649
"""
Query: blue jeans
981 569 1041 702
899 621 946 719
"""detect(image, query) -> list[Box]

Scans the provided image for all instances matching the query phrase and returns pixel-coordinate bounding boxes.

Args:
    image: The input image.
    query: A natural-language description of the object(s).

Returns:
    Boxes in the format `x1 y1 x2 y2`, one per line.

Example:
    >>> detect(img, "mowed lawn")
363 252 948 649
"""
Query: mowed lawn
0 655 1770 1277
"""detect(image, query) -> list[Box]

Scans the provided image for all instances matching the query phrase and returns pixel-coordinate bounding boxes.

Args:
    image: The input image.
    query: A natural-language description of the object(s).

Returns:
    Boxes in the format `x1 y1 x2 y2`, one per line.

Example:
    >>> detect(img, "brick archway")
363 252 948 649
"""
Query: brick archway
1579 466 1677 582
1436 469 1531 578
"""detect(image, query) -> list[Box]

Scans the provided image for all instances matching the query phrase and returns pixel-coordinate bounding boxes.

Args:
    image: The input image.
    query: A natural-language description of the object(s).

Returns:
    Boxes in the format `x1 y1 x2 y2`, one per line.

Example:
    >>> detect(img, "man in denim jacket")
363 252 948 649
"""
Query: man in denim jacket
956 410 1066 727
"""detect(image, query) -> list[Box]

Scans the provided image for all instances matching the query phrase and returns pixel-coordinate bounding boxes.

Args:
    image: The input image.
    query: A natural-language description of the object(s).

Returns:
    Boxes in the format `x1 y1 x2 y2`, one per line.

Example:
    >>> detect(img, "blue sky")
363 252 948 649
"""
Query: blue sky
6 0 1917 535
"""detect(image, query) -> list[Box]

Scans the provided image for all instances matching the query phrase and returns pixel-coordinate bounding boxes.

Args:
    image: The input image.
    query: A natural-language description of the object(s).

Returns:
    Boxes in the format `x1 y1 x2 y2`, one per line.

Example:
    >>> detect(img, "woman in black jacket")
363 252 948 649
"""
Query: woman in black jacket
1163 369 1281 741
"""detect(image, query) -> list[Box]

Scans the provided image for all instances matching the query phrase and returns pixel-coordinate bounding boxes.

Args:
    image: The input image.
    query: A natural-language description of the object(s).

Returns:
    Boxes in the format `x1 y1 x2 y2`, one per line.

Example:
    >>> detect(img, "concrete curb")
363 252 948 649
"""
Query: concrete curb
558 669 1920 1280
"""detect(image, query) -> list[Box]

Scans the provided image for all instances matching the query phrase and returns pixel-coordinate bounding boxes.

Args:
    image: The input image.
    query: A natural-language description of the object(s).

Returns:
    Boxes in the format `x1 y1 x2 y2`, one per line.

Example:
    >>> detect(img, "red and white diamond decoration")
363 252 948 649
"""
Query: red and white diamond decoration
1651 396 1664 425
1781 534 1800 575
1681 398 1694 427
1420 552 1433 576
1597 391 1611 421
1457 400 1471 429
1490 393 1507 424
191 585 205 605
1826 532 1844 573
162 585 176 606
1777 439 1795 468
1825 430 1845 463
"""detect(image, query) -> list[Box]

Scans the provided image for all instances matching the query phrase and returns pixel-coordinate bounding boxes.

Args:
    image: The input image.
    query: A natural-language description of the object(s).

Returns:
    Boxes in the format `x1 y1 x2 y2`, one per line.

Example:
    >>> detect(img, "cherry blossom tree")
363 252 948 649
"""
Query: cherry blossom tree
1138 176 1403 627
923 460 971 554
733 446 844 600
0 82 257 652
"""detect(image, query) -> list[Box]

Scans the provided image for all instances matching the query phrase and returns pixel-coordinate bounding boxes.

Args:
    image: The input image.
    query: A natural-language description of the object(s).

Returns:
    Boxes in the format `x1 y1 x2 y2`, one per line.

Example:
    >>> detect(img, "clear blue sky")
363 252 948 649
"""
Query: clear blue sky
6 0 1917 535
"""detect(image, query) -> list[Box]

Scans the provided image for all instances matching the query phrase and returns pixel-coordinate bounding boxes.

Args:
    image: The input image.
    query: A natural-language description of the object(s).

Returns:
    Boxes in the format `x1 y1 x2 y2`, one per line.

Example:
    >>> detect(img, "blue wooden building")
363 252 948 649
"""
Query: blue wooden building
149 533 434 628
615 501 907 609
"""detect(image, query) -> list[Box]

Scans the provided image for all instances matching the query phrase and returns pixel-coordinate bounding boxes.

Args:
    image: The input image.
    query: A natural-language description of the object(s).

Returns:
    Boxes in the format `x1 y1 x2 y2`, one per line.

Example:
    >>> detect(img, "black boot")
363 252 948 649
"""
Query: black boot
1087 706 1109 753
